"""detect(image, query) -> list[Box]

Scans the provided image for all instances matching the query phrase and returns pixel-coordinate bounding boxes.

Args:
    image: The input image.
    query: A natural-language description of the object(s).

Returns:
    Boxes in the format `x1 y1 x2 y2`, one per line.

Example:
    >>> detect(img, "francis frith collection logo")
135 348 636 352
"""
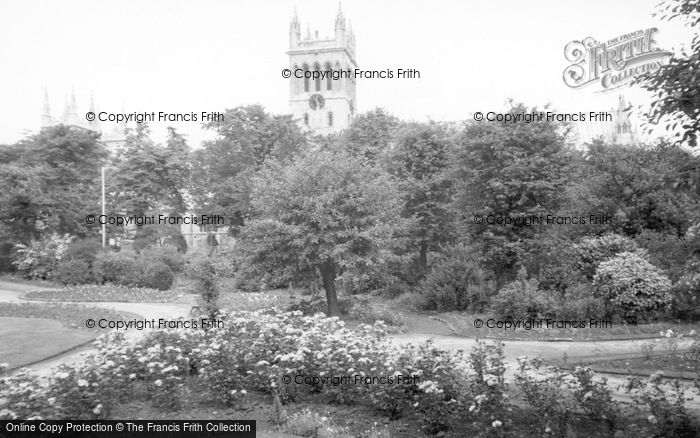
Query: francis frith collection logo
563 28 672 91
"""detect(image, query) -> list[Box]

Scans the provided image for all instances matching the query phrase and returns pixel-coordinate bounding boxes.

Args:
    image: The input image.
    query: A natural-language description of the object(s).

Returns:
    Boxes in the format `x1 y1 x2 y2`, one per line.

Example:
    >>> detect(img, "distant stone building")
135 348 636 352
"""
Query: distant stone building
576 95 640 146
288 6 357 133
41 88 127 149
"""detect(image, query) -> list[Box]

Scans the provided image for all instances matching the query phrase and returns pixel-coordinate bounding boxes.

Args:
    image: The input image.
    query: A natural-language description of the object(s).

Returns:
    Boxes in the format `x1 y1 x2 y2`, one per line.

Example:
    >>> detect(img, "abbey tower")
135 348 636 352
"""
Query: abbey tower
288 6 357 133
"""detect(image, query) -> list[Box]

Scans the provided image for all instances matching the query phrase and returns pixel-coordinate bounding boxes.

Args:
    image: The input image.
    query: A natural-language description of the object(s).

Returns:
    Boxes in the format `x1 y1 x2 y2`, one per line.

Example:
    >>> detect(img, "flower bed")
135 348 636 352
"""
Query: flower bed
1 310 698 436
23 285 181 303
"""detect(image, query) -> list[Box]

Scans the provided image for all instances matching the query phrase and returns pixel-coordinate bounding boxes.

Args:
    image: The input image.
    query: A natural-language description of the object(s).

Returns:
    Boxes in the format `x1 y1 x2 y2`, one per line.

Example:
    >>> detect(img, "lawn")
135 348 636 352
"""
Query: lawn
23 284 182 303
437 312 700 341
0 317 95 369
577 353 700 378
0 302 139 370
0 302 135 331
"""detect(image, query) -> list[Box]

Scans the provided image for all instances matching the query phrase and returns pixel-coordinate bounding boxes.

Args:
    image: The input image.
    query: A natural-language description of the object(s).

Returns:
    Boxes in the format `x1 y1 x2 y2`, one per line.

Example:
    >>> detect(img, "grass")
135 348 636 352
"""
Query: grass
437 312 700 341
0 275 62 292
578 352 700 376
23 284 181 303
0 302 135 331
0 317 95 369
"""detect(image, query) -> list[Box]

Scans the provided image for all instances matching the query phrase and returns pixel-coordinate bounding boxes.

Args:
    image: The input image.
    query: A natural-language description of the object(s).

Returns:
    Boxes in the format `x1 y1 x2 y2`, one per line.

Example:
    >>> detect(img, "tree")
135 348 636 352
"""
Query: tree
191 105 306 233
452 102 571 282
241 148 405 316
0 125 108 243
341 107 402 162
574 140 700 237
637 0 700 146
385 122 455 269
110 124 191 217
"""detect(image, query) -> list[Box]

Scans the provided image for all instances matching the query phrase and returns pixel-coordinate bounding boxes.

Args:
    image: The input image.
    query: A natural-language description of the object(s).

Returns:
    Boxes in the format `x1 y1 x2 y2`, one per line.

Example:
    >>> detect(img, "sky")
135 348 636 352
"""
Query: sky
0 0 695 147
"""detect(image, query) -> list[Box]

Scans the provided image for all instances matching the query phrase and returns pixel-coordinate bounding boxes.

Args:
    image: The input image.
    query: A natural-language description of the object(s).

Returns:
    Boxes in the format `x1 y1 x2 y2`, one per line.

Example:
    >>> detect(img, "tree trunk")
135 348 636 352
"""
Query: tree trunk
319 260 340 317
419 242 428 270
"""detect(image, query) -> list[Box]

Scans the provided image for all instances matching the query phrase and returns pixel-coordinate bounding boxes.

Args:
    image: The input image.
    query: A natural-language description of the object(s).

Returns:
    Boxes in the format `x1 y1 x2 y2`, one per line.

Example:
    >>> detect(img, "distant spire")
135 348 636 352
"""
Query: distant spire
335 2 345 29
305 23 311 39
88 91 100 131
292 6 299 24
64 87 79 126
41 87 52 127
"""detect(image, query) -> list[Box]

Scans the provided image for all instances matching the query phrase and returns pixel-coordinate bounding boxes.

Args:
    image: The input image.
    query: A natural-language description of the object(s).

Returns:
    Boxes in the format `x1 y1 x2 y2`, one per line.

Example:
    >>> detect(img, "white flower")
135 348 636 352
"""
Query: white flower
47 398 56 405
469 405 476 412
154 379 163 387
545 426 552 433
129 373 137 380
583 391 593 400
648 415 657 424
240 389 247 394
77 379 89 387
492 420 502 427
56 372 70 379
93 404 103 415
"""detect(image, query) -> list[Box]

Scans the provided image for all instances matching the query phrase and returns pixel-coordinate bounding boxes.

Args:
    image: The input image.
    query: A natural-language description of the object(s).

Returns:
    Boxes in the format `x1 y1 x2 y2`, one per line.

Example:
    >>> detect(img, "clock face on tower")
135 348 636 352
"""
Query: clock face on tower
309 94 325 110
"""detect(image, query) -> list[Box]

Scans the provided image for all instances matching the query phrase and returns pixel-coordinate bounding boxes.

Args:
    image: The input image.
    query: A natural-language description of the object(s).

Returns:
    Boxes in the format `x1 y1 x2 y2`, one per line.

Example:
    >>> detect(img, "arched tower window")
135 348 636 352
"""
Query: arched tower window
314 63 321 92
303 63 310 92
328 111 333 127
334 61 342 93
293 64 300 94
303 113 309 126
325 62 332 91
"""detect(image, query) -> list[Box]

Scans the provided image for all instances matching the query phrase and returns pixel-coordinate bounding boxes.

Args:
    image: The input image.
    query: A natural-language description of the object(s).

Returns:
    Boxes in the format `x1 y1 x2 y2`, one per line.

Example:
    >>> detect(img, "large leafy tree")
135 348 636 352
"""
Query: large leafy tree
341 107 402 162
638 0 700 146
109 124 191 217
452 103 571 282
240 148 405 316
191 105 306 232
570 140 700 237
0 125 108 243
385 122 455 269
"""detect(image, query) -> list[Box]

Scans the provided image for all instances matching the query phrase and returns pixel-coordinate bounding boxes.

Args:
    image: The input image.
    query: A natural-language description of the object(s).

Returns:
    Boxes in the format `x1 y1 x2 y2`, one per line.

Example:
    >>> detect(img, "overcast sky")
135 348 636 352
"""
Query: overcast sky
0 0 694 147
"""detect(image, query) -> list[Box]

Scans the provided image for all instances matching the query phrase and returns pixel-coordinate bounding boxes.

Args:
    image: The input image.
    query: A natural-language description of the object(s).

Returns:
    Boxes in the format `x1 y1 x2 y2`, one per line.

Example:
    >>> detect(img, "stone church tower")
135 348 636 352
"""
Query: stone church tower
288 6 357 134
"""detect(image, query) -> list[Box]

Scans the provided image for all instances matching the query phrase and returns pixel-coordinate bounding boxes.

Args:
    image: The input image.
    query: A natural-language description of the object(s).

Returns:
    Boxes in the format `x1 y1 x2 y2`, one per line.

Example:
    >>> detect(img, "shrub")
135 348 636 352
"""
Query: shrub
140 245 185 273
11 233 73 279
0 241 15 273
515 358 623 436
553 283 607 320
63 238 102 267
593 252 672 321
138 261 174 291
625 373 699 438
52 258 93 285
92 251 140 285
489 272 557 320
186 256 219 318
670 258 700 321
573 234 641 279
634 230 697 281
418 247 490 312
